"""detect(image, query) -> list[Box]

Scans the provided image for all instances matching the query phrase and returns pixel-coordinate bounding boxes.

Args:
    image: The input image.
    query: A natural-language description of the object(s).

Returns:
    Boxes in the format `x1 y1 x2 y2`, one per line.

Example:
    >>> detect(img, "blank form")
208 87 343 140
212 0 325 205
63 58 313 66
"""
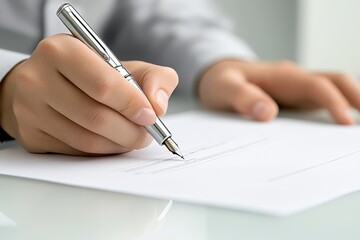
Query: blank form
1 111 360 216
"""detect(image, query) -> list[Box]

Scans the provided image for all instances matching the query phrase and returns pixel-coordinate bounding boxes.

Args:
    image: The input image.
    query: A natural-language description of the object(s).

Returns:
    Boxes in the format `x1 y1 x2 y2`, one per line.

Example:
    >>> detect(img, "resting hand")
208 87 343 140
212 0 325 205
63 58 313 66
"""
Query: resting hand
0 34 178 155
198 60 360 125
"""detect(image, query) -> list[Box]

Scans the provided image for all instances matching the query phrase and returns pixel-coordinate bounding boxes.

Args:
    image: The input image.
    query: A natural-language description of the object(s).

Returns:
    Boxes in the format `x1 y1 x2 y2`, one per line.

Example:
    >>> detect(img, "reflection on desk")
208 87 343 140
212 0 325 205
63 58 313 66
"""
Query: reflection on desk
1 174 360 240
0 175 178 239
0 211 17 240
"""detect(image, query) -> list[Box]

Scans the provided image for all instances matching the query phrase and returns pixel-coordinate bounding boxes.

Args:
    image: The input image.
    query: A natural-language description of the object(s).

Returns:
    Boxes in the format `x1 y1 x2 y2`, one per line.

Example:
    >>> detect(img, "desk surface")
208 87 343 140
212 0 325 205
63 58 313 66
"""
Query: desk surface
1 95 360 240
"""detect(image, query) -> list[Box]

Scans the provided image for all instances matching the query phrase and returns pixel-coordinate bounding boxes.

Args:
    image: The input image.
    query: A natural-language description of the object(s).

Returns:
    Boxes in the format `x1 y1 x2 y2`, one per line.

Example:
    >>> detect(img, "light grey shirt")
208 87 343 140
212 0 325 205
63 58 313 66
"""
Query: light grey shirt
0 0 256 94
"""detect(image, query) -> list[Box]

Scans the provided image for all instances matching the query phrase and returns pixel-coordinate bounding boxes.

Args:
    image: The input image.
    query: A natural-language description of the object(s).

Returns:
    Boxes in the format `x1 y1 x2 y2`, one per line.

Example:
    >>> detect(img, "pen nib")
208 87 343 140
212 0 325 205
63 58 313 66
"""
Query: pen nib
164 138 185 160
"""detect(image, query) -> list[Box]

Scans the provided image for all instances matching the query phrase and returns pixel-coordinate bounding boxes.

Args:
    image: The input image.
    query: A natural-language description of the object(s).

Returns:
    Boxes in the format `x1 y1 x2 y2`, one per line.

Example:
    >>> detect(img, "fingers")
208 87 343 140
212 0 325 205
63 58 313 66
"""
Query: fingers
253 61 358 124
44 70 153 150
125 61 179 116
13 97 128 155
18 129 84 155
228 79 279 121
14 98 129 154
314 72 360 110
198 60 360 125
6 34 177 155
253 63 355 124
36 35 156 126
305 76 353 124
199 66 278 121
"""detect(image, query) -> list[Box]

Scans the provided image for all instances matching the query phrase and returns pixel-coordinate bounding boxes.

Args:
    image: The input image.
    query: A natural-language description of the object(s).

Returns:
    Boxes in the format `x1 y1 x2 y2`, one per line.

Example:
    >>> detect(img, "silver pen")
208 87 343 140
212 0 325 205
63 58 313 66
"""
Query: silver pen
57 3 184 159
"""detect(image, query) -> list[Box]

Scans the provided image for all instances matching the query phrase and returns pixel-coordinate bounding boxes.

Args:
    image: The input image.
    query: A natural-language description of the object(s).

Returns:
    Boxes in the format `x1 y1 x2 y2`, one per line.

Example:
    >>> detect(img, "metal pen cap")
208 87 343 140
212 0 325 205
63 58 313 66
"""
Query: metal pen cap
57 3 183 158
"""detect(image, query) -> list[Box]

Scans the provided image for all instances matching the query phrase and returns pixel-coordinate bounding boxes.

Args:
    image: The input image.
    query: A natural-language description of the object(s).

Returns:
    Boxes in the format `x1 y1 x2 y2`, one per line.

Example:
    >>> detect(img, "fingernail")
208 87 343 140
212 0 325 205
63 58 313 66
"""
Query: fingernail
252 101 271 120
134 108 156 126
156 89 169 113
343 108 354 124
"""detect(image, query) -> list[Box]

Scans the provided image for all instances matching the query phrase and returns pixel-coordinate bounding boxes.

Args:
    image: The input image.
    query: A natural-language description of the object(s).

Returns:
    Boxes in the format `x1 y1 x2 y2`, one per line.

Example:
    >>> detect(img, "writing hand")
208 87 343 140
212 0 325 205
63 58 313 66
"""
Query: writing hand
0 34 178 155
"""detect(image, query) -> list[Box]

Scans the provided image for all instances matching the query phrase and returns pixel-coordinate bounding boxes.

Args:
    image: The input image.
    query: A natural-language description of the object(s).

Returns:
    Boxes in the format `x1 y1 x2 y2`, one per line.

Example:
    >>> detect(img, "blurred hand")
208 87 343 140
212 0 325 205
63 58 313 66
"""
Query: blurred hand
198 60 360 125
0 34 178 155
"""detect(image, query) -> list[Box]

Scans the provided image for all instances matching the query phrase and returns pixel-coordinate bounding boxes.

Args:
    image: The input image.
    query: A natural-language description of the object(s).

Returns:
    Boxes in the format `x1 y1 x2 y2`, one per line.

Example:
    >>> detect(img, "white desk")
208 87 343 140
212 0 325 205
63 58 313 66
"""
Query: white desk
1 95 360 240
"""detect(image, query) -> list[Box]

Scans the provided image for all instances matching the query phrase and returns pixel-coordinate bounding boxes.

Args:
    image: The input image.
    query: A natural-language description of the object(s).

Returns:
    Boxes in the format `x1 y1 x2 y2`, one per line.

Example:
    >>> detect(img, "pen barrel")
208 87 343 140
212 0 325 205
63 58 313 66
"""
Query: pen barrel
57 3 172 146
115 67 172 145
145 118 172 145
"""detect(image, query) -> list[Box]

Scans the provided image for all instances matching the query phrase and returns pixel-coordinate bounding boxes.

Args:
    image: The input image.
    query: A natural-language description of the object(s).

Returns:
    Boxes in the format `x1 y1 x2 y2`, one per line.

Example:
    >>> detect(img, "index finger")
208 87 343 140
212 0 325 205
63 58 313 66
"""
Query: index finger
39 34 156 126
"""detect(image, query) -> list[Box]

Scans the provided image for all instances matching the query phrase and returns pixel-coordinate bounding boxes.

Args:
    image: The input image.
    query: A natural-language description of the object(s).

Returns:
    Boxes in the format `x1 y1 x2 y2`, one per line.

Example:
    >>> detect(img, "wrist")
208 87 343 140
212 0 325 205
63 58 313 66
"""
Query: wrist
0 61 24 140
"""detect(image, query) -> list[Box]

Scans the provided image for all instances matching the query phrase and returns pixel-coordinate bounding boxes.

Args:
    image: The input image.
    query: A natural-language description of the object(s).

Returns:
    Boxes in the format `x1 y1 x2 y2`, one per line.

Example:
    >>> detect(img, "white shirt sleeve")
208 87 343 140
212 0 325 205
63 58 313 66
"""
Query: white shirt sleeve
0 48 29 82
104 0 256 94
1 0 256 94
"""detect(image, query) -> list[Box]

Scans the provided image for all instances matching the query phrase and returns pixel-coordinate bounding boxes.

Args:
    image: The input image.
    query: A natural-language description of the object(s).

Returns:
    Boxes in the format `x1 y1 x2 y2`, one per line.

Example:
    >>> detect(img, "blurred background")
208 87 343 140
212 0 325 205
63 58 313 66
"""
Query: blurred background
1 0 359 76
216 0 360 76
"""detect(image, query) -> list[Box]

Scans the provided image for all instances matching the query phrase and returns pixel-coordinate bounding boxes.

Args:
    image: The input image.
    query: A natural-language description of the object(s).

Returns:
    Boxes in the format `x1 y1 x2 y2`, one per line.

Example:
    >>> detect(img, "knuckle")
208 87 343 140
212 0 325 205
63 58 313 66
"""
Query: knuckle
233 81 248 96
15 63 37 91
334 73 353 83
35 35 87 65
306 76 330 96
117 93 140 116
274 60 302 73
35 37 63 61
219 67 240 80
143 65 179 91
91 77 116 102
275 60 297 69
93 78 112 101
85 109 110 132
311 76 329 88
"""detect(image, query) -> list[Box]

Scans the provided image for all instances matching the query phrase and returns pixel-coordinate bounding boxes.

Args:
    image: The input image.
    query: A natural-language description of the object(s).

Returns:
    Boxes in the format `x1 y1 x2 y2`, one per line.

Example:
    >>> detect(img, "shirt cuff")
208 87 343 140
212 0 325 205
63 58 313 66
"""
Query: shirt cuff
0 48 29 82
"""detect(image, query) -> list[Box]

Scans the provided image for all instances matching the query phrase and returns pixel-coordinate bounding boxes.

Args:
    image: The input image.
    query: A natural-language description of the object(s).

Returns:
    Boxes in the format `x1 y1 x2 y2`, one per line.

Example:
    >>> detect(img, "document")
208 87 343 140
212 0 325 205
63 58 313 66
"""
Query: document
1 111 360 216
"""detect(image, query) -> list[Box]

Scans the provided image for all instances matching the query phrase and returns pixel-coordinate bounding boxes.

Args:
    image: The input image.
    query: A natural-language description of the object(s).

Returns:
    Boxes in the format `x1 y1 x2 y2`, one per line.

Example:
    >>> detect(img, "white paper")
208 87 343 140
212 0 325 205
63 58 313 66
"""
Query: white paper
1 111 360 216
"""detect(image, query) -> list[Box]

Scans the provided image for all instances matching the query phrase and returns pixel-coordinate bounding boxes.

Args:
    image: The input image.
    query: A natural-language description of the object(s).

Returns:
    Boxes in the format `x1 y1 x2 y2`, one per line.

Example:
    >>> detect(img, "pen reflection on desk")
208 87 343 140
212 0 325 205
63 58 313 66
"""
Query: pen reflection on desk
56 3 184 159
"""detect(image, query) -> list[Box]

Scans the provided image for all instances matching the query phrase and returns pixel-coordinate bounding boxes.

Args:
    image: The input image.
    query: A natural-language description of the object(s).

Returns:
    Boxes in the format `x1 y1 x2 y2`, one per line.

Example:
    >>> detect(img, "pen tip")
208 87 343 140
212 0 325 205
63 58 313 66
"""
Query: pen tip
171 146 185 160
164 137 185 160
175 151 185 160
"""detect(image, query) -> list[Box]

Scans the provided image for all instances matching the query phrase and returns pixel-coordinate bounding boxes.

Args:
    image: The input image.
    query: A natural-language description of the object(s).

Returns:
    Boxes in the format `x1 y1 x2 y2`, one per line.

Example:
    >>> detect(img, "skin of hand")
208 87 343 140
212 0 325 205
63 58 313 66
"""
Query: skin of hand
198 60 360 125
0 34 178 155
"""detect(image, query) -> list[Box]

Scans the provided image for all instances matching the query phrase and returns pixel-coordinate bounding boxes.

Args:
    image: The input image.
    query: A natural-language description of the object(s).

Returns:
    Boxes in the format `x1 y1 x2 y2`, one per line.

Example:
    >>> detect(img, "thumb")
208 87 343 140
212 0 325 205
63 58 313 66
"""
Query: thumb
125 61 179 117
